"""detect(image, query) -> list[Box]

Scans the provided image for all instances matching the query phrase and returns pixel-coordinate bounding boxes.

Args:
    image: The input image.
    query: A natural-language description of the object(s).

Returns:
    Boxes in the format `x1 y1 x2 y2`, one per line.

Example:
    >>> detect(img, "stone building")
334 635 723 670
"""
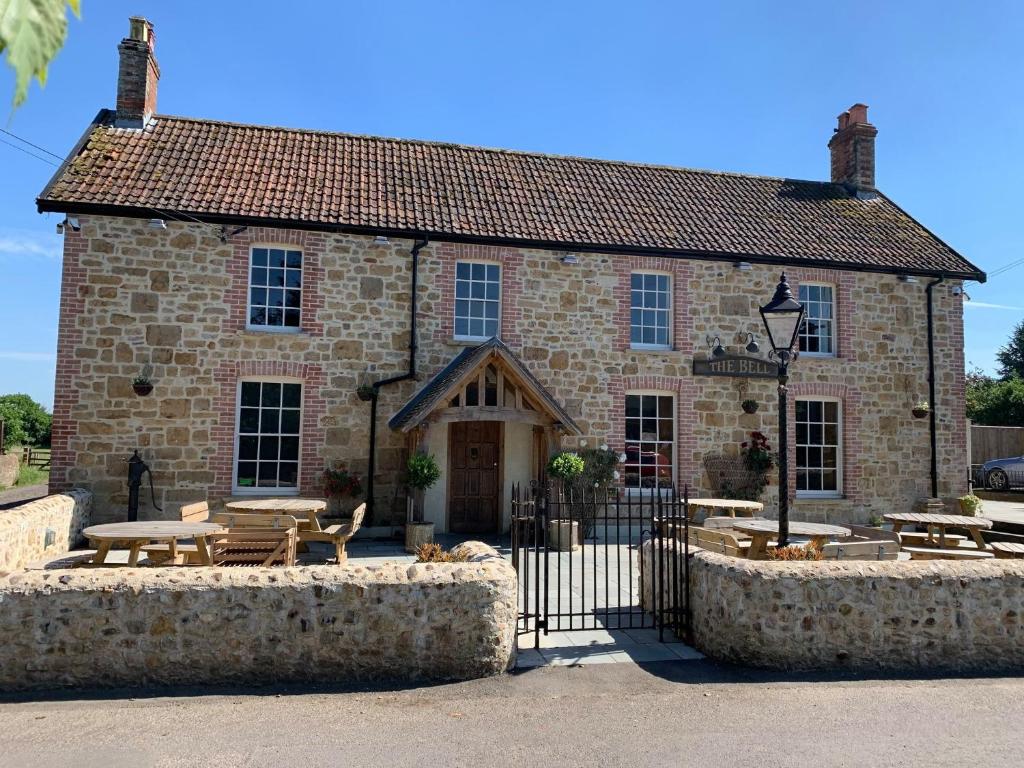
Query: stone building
38 18 984 528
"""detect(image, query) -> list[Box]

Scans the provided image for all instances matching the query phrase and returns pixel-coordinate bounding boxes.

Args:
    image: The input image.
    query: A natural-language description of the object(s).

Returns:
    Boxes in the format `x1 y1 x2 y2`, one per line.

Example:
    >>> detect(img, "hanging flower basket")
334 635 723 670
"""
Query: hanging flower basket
356 384 376 402
912 401 930 419
132 378 153 397
741 399 759 414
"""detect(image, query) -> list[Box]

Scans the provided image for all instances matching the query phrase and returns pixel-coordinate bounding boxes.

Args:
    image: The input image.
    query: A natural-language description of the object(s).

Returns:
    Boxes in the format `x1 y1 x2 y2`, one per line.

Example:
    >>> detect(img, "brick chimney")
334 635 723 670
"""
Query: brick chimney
116 17 159 127
828 103 878 194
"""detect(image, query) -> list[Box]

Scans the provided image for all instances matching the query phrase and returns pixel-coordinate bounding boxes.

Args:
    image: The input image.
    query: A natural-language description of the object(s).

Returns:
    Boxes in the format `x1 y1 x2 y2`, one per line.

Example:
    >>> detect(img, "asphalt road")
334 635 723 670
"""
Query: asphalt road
1 661 1021 767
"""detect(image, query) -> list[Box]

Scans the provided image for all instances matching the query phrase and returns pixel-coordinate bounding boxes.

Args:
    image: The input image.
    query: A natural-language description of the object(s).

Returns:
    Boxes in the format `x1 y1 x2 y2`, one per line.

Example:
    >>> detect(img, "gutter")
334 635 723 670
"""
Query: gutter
364 237 428 521
33 201 986 284
925 276 945 498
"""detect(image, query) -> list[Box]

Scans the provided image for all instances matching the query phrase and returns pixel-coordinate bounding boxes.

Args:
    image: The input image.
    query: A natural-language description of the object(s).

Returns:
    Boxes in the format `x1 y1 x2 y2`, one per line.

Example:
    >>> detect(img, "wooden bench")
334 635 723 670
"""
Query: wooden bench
687 527 752 557
208 527 297 566
141 501 210 565
991 541 1024 559
898 531 967 548
211 512 299 529
299 503 365 564
821 540 899 561
902 545 994 561
703 516 767 530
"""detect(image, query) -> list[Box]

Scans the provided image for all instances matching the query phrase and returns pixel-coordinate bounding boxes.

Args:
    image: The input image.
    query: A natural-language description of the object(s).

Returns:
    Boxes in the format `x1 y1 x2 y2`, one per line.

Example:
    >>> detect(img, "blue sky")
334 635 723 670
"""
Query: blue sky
1 1 1022 410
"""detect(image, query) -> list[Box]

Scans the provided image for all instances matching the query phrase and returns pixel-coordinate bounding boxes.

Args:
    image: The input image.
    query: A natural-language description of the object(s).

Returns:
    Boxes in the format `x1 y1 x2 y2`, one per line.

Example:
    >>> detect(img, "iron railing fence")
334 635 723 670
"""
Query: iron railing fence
510 482 690 649
970 463 1024 491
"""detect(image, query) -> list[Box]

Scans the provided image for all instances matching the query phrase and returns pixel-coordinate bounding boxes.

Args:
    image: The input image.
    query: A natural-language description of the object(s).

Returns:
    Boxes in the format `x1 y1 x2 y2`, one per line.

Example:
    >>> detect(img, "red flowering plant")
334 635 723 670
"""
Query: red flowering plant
321 466 363 499
730 431 774 501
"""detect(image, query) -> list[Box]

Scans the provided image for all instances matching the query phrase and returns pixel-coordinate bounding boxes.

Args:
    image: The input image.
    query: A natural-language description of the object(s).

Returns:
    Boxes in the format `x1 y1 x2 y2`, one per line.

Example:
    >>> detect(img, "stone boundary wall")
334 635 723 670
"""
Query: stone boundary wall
0 541 516 691
0 490 92 571
642 543 1024 672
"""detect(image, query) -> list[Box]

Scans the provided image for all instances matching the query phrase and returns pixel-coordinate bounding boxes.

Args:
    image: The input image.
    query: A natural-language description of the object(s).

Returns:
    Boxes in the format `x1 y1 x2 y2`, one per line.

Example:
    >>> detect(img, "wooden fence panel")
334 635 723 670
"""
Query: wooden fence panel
970 425 1024 464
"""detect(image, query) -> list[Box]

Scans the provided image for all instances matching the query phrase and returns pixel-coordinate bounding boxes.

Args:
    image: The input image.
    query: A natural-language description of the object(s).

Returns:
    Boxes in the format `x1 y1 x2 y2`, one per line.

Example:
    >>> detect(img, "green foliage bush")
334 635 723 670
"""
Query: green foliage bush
966 369 1024 426
0 394 51 450
407 453 441 490
547 451 585 480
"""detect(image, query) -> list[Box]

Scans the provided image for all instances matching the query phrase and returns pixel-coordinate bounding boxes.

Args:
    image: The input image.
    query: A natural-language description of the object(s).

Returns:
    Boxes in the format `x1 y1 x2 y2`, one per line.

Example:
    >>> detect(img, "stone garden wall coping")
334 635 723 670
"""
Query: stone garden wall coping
642 543 1024 673
0 541 516 691
0 490 91 572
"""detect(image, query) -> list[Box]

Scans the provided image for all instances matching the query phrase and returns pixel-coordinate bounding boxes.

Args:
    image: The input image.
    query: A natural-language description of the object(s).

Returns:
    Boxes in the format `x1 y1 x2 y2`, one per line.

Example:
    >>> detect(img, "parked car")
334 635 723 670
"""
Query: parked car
981 455 1024 491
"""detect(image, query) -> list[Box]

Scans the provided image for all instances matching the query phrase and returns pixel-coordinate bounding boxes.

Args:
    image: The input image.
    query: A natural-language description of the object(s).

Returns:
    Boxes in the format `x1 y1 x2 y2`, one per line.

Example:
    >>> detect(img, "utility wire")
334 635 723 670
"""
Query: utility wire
0 127 65 161
0 135 60 167
1 127 217 230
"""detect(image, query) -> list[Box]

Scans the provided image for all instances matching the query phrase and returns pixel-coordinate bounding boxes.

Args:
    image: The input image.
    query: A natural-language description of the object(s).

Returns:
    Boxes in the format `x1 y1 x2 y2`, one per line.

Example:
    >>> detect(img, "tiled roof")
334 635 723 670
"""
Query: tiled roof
389 337 581 434
38 110 983 279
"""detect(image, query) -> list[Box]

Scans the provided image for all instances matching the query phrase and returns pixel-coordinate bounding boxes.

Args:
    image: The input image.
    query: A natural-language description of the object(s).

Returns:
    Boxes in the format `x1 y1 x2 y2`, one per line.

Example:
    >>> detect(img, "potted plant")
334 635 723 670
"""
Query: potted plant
405 452 441 552
912 400 930 419
546 451 585 551
958 493 983 517
741 399 759 414
320 466 362 517
132 374 153 397
356 383 376 402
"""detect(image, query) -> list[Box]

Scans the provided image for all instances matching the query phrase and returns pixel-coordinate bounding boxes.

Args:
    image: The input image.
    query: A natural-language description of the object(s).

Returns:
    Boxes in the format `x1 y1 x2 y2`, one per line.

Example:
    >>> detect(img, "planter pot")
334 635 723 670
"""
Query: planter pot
132 382 153 397
958 499 981 517
741 401 759 414
912 408 929 419
404 522 434 553
547 519 580 552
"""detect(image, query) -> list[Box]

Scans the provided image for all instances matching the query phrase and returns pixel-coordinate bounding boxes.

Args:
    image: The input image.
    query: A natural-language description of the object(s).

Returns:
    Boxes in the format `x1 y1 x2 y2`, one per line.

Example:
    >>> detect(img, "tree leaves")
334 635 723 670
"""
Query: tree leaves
0 0 80 107
996 319 1024 380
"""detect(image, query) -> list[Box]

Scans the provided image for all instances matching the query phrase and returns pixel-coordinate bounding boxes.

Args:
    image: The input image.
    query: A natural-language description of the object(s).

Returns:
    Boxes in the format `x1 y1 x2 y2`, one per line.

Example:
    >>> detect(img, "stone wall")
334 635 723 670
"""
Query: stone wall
642 543 1024 672
50 215 967 525
0 541 515 691
0 490 91 571
0 453 18 487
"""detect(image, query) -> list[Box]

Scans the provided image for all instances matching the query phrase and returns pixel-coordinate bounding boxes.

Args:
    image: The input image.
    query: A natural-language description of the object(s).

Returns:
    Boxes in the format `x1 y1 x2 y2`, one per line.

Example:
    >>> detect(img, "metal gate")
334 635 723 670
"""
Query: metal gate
510 482 691 649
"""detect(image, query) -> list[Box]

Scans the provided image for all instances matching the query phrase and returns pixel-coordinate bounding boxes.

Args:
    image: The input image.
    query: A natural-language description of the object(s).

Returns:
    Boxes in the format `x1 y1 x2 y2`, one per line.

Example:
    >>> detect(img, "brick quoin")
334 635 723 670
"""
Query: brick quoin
211 360 326 498
786 381 863 504
49 222 88 494
614 256 696 354
223 227 325 336
432 242 524 349
608 374 699 491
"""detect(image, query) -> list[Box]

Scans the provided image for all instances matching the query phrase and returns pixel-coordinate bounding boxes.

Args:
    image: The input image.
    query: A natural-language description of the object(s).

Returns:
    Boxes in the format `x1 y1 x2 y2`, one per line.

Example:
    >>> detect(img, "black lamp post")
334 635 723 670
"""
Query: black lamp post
759 273 805 548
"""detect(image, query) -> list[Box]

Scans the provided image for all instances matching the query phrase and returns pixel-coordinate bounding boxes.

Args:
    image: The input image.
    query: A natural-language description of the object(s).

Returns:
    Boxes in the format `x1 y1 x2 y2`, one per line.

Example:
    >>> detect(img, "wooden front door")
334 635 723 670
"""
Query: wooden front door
449 421 502 534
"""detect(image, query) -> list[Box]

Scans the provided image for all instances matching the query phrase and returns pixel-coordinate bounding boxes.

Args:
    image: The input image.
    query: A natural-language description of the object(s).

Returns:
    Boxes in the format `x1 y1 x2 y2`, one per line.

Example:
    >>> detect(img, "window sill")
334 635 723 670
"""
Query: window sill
629 346 681 356
795 494 844 502
229 488 300 498
446 338 490 348
798 352 837 360
242 327 307 336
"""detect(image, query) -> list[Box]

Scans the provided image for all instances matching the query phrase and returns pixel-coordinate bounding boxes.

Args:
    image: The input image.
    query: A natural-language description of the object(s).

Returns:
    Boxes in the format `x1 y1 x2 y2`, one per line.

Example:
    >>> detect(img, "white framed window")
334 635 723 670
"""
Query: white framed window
454 261 500 340
797 283 835 356
630 272 671 349
247 246 302 331
795 397 842 498
624 392 675 491
233 379 302 495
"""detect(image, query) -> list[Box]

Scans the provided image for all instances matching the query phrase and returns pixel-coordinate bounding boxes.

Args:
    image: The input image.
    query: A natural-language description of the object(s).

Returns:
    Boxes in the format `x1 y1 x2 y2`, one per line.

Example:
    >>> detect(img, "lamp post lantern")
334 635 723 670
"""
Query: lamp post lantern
759 273 805 548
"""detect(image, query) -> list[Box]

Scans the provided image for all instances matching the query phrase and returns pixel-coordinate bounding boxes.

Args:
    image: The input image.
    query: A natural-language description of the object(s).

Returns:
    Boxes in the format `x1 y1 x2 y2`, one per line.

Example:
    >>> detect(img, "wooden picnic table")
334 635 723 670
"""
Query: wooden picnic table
685 498 764 518
731 519 851 560
83 521 226 566
883 512 992 550
224 498 327 531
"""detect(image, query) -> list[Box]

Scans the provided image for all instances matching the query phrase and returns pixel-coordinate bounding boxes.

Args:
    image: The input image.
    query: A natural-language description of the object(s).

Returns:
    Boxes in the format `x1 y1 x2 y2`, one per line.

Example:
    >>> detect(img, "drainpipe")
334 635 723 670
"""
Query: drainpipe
365 237 428 519
925 276 945 498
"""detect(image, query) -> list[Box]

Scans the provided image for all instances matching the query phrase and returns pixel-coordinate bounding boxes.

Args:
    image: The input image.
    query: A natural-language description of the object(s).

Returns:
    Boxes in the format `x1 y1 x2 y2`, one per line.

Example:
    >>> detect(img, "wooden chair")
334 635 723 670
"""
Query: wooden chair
141 501 210 565
299 503 365 563
820 540 900 560
208 527 297 567
687 527 751 558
